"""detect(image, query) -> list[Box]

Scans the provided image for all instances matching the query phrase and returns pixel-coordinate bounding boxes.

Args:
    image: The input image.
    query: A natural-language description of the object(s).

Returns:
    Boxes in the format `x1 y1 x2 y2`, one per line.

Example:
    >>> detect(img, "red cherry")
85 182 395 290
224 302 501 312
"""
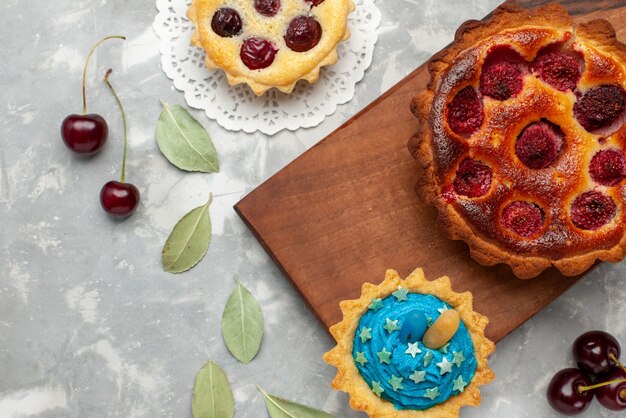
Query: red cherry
211 8 243 37
530 50 582 91
100 181 140 217
304 0 325 6
453 158 492 198
501 201 544 237
480 45 526 101
515 120 563 169
574 84 626 132
570 191 616 230
61 114 108 154
546 368 594 415
284 16 322 52
254 0 280 17
595 366 626 411
446 86 484 136
240 37 277 70
61 35 124 155
590 150 626 186
573 330 621 375
100 70 140 218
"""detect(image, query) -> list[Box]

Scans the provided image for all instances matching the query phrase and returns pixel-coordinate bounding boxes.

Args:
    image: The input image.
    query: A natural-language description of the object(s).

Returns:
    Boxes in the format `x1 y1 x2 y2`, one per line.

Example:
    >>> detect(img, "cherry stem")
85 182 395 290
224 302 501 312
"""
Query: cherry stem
610 352 626 375
82 35 125 115
212 190 244 198
579 378 626 393
103 69 128 183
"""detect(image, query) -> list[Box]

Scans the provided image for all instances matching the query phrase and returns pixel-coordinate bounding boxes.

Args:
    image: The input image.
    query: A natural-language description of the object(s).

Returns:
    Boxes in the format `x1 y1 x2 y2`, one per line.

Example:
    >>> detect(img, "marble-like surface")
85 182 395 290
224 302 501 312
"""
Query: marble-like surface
1 0 625 417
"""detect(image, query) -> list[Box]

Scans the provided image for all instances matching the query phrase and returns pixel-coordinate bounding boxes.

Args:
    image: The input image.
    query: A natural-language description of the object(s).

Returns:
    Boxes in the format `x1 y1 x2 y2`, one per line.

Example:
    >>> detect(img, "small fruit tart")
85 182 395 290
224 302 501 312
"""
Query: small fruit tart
187 0 355 95
408 3 626 279
323 268 495 417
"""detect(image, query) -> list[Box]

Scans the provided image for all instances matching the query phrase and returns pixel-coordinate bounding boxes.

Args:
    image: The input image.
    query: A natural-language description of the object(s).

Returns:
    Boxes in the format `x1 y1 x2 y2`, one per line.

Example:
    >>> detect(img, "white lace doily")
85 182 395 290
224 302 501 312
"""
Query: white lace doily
153 0 381 135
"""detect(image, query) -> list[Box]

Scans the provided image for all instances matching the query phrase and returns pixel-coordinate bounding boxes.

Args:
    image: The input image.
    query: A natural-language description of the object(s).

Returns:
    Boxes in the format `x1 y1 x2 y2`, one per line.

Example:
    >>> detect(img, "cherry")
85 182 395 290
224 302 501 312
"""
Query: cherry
446 86 484 136
573 330 621 375
100 181 140 217
240 37 277 70
254 0 280 17
61 35 125 155
99 70 139 218
480 45 526 101
570 191 616 230
595 366 626 411
61 114 108 155
500 201 544 237
546 368 593 415
285 16 322 53
304 0 325 6
530 50 581 91
211 8 243 38
515 120 563 169
590 150 626 186
453 158 492 198
574 84 626 132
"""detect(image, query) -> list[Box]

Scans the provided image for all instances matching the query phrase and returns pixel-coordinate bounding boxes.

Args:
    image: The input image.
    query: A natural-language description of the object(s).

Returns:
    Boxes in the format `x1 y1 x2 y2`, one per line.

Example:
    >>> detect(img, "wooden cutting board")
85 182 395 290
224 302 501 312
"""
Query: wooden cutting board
235 0 626 343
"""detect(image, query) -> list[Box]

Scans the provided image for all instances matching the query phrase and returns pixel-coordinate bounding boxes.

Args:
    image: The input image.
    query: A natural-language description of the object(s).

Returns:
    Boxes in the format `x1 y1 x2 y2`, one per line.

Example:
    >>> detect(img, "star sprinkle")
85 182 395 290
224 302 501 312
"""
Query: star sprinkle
392 287 409 302
453 375 467 393
437 305 450 314
383 318 400 334
452 351 465 367
405 342 422 358
437 357 453 375
424 387 440 400
371 381 384 397
377 347 392 364
423 350 433 367
359 327 372 343
426 317 434 327
409 370 426 384
355 352 368 366
368 298 383 311
440 342 451 354
389 375 404 391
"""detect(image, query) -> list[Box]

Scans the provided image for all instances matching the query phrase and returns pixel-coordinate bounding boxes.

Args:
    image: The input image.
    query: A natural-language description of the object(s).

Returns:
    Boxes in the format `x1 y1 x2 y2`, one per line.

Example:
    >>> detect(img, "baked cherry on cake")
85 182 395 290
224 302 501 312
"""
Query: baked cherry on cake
187 0 355 95
408 4 626 279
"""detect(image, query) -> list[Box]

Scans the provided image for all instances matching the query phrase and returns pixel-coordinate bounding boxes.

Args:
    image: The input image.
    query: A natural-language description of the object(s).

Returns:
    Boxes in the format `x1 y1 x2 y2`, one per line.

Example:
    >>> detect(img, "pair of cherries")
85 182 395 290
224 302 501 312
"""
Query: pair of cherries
547 330 626 414
60 36 139 218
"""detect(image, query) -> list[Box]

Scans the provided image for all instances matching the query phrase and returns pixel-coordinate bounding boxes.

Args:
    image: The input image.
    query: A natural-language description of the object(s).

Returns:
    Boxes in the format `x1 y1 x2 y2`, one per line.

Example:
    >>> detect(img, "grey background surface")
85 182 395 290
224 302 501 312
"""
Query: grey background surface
1 0 625 417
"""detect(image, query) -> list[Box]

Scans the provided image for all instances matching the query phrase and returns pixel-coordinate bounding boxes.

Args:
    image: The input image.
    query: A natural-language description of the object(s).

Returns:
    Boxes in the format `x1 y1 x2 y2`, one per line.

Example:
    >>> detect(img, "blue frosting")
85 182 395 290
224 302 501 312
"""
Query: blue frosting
352 292 477 410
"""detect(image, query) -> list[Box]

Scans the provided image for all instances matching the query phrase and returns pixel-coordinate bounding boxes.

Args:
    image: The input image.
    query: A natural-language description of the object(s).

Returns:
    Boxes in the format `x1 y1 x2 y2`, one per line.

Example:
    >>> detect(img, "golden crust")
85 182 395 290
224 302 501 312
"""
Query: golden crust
323 268 495 418
408 3 626 279
187 0 355 95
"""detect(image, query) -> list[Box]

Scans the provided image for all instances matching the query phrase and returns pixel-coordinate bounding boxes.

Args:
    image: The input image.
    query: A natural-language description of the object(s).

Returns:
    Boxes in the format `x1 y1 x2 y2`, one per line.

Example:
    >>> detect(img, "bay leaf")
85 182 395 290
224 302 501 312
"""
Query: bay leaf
192 360 234 418
156 101 219 173
259 387 335 418
162 194 212 273
221 278 264 363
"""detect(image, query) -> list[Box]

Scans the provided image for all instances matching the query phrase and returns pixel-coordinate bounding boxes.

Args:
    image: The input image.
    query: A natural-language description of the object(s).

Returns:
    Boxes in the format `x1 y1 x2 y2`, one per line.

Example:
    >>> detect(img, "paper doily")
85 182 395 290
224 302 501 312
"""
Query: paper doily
153 0 381 135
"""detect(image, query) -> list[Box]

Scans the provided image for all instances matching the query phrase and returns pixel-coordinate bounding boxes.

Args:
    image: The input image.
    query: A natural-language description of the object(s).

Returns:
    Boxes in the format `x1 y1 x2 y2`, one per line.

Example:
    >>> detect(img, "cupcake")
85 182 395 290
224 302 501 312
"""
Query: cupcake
187 0 355 95
323 268 495 417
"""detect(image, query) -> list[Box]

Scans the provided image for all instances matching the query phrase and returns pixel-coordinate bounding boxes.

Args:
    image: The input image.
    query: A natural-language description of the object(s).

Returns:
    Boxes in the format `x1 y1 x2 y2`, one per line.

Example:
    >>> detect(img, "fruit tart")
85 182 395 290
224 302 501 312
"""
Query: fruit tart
408 3 626 279
187 0 355 95
323 268 495 417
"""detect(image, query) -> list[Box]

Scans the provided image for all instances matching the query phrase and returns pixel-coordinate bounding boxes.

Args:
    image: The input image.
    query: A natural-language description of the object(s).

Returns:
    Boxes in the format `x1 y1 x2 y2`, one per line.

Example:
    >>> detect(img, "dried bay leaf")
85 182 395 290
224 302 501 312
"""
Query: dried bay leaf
221 278 264 363
162 194 212 273
259 387 335 418
192 360 234 418
156 101 219 173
